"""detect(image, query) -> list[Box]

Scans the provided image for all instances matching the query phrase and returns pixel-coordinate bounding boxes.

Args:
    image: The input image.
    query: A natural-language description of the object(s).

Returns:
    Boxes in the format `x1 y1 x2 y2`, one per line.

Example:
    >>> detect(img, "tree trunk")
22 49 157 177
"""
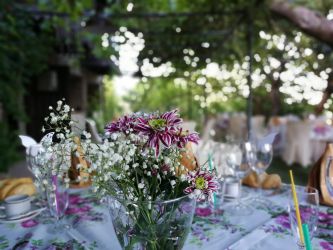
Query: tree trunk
315 73 333 115
270 79 282 115
270 1 333 47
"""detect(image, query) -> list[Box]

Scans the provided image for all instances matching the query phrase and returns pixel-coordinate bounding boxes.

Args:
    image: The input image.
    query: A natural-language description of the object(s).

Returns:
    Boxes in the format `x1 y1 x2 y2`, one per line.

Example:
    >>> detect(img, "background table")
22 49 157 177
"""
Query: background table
0 185 332 250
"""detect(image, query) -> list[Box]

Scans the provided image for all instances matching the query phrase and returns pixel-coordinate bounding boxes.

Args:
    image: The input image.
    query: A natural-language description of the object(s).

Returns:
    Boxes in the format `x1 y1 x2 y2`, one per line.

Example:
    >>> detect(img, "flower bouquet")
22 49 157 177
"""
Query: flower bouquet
85 110 218 250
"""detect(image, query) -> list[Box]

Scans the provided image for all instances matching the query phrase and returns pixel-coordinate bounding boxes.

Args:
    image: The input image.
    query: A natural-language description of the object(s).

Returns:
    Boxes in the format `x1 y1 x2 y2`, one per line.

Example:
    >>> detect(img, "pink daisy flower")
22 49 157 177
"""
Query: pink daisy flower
135 110 182 156
105 115 135 135
184 170 219 201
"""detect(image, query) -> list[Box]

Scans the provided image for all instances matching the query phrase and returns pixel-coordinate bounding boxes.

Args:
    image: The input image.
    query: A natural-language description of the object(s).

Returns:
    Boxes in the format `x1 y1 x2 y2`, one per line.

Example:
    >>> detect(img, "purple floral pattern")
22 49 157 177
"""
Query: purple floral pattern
2 187 333 250
190 204 245 246
65 194 105 226
261 207 333 249
21 219 39 228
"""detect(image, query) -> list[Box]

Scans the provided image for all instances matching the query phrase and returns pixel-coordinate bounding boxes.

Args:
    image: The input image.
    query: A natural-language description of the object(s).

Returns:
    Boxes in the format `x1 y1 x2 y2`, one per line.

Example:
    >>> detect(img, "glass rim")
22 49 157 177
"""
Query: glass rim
287 185 318 195
110 193 194 205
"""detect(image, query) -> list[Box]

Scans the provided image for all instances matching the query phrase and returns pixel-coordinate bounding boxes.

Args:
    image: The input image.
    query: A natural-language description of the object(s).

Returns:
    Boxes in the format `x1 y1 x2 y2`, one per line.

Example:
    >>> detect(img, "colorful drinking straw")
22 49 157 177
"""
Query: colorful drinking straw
208 153 217 206
289 170 305 245
302 223 312 250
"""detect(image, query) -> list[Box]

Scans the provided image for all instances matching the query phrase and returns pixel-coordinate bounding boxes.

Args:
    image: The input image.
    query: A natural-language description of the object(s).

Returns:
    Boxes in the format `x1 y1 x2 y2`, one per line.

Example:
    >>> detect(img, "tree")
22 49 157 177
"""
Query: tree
270 0 333 46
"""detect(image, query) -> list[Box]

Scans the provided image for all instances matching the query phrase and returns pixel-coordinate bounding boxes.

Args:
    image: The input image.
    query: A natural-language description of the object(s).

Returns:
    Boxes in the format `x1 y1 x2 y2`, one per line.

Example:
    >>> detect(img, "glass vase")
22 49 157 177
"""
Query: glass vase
45 175 70 233
108 195 196 250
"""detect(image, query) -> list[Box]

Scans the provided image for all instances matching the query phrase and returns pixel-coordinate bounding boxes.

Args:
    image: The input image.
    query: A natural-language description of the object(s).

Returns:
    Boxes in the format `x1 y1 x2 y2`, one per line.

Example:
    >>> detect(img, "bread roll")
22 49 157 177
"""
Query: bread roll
243 172 281 189
0 178 34 200
176 143 198 176
180 143 197 171
7 183 36 197
262 174 281 189
242 172 268 188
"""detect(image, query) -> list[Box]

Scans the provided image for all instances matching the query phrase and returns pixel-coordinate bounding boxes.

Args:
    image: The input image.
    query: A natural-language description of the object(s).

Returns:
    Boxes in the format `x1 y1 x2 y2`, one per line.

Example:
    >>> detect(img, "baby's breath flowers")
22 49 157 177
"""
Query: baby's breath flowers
39 99 92 187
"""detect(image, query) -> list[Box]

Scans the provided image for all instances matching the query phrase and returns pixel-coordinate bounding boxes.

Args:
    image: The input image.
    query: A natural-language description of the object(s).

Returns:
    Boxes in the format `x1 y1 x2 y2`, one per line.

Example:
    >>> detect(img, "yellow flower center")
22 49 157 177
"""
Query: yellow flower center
148 118 167 130
195 177 206 190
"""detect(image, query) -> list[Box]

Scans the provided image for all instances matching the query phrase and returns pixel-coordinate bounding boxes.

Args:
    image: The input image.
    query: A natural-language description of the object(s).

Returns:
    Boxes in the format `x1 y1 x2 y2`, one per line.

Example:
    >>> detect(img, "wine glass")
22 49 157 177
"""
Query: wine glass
26 145 49 204
245 141 273 202
46 174 70 233
225 141 252 215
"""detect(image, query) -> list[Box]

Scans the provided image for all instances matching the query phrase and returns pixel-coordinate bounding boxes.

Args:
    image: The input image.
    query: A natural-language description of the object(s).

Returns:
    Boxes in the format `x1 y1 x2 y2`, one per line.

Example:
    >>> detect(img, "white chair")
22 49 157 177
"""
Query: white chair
71 112 86 136
251 115 267 138
227 113 246 140
282 121 312 167
86 119 103 144
201 118 216 143
268 116 287 155
182 121 196 133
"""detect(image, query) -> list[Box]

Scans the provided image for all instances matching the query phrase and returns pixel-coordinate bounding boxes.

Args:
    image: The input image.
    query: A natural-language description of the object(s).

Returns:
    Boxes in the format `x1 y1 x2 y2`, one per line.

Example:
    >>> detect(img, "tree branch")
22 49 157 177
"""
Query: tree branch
270 0 333 46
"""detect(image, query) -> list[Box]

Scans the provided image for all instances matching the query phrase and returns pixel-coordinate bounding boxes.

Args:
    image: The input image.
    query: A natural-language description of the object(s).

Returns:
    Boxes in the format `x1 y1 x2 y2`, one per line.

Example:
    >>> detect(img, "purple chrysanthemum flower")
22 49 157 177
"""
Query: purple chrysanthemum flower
173 128 200 148
135 110 182 156
184 170 219 201
105 115 135 135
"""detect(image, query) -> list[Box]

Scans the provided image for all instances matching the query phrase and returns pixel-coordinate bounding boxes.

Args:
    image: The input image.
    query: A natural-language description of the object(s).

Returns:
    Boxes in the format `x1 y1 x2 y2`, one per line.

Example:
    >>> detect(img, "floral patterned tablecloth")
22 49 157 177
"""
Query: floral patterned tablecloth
0 186 332 250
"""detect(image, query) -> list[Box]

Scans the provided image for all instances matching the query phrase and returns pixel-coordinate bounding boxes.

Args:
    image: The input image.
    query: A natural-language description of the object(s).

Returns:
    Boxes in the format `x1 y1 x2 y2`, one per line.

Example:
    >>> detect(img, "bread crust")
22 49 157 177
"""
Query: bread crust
0 178 34 200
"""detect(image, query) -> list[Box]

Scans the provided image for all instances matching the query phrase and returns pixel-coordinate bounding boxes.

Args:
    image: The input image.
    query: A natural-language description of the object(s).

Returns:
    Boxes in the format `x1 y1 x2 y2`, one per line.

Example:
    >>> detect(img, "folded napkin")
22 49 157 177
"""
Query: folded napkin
242 172 281 189
308 143 333 206
0 177 36 200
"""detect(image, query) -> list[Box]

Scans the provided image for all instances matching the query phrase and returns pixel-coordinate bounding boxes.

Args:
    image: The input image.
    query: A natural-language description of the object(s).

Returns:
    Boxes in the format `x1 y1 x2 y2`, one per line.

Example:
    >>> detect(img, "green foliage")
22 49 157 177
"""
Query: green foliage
103 77 123 122
0 122 20 172
88 76 123 131
0 1 54 171
124 75 248 132
0 1 53 120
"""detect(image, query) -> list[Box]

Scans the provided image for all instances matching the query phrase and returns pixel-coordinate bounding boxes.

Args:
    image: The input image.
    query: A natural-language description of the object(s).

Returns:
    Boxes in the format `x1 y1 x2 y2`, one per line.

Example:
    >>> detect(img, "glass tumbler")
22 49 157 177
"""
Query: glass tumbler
288 186 319 249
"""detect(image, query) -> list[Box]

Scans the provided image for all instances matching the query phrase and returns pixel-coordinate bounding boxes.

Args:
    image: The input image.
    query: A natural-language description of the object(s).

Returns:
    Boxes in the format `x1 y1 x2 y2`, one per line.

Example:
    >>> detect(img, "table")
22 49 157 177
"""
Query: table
1 186 332 250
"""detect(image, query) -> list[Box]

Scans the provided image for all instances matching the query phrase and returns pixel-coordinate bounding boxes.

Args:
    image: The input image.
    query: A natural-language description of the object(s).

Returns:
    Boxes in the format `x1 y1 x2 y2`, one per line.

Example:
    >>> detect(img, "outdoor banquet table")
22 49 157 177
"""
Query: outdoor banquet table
1 185 332 250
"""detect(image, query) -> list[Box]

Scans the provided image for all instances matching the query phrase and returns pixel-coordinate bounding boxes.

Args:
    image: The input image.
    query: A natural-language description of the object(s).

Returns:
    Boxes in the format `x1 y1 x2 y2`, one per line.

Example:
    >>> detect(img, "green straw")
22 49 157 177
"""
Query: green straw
302 223 312 250
208 153 217 207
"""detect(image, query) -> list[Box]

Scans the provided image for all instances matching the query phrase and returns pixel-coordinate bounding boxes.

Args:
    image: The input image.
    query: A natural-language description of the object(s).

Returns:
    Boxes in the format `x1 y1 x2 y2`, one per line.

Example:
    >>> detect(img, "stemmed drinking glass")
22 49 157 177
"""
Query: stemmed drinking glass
225 141 252 215
245 140 273 203
46 174 70 233
26 145 49 205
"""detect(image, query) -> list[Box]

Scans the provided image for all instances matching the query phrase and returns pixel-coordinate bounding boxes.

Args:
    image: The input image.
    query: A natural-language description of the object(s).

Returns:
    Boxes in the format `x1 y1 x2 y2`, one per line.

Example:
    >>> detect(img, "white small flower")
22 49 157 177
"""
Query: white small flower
63 105 70 112
170 180 176 186
41 126 45 133
147 171 151 176
57 100 62 106
50 117 57 124
49 106 53 110
138 183 144 189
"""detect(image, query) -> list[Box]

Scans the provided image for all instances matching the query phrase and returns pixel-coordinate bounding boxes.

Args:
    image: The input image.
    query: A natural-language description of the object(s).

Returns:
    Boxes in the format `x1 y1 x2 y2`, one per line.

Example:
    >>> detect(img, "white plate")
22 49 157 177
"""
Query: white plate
0 207 45 224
